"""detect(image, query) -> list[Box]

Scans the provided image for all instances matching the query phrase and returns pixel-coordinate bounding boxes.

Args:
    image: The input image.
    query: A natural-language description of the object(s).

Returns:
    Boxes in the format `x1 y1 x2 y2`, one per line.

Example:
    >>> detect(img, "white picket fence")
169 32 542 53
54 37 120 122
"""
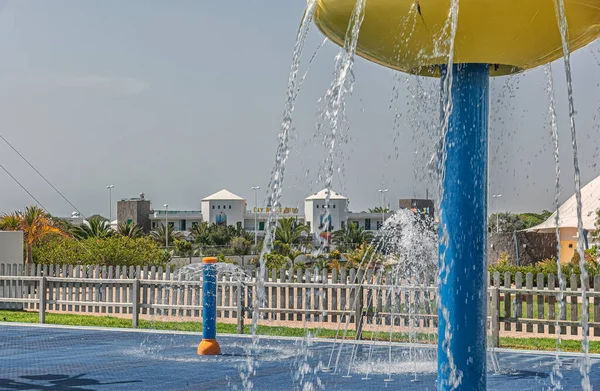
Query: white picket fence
1 264 600 345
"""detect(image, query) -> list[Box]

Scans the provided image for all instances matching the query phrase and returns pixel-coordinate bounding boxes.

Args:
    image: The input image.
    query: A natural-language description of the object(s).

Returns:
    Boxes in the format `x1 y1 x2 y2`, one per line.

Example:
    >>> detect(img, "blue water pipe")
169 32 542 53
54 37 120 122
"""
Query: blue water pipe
197 256 221 355
438 63 489 390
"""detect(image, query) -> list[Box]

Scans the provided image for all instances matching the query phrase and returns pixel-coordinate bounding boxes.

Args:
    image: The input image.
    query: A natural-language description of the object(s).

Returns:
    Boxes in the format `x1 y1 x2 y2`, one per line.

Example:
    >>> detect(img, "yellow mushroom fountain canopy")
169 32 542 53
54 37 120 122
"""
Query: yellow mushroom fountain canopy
313 0 600 76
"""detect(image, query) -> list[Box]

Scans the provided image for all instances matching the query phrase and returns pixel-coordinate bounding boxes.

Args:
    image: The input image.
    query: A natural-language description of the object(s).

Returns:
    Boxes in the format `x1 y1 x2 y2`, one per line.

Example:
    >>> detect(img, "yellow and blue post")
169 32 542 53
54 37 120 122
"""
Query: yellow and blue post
438 63 488 390
197 256 221 355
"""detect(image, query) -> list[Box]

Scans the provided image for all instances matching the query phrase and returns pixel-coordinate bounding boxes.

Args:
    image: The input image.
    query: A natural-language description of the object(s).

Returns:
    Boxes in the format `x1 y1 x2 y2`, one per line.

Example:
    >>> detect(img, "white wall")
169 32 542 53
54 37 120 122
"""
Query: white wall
304 199 348 233
202 199 246 227
0 231 23 264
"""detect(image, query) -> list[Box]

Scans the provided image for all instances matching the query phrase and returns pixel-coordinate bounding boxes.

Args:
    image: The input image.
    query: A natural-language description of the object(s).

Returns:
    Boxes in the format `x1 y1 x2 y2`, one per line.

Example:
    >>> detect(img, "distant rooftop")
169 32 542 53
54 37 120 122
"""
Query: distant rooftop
120 193 149 202
202 189 245 201
305 189 347 200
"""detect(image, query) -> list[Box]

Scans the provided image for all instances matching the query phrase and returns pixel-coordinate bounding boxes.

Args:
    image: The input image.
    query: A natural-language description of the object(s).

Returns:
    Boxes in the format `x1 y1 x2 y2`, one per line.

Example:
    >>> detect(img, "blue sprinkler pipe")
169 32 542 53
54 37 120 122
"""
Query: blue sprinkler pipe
438 63 489 390
197 257 221 355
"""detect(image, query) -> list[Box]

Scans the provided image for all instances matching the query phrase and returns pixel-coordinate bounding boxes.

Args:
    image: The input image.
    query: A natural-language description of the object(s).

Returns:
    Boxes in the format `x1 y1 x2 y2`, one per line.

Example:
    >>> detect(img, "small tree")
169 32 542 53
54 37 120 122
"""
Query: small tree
231 236 251 255
174 240 193 258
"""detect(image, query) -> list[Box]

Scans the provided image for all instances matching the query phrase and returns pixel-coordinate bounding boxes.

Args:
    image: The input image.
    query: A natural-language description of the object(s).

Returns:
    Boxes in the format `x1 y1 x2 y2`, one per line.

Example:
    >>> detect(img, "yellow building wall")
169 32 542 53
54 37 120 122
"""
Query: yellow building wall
560 240 577 263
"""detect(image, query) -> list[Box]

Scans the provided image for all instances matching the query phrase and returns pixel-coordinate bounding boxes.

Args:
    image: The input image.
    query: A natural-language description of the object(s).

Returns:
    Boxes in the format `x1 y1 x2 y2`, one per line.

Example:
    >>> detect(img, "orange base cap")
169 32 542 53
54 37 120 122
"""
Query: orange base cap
197 339 221 355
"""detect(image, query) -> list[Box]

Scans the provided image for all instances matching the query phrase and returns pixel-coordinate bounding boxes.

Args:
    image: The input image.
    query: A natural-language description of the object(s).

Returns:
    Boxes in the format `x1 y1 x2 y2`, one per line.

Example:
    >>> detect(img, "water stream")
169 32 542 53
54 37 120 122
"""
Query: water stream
242 2 317 389
552 0 591 389
545 63 567 391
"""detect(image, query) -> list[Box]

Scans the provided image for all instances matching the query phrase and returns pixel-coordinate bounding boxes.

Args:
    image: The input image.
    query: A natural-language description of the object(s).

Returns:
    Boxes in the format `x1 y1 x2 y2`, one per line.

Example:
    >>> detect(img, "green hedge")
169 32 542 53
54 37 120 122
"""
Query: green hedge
32 236 170 267
489 247 598 287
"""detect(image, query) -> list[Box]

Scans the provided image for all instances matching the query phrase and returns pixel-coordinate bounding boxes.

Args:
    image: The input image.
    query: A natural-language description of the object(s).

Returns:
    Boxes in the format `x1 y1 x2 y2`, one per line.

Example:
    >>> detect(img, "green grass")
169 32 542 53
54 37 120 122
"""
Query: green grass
1 310 598 353
500 337 600 353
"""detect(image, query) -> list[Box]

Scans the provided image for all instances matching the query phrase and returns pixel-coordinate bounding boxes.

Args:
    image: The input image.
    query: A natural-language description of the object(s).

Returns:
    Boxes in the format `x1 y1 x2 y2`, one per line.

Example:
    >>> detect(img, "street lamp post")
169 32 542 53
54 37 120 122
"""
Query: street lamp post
164 204 169 249
492 194 502 233
378 189 389 229
251 186 260 249
106 185 114 223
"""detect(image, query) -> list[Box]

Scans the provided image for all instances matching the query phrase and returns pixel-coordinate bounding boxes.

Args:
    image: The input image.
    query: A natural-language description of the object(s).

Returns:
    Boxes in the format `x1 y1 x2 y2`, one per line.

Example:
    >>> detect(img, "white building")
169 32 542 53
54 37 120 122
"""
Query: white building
244 208 305 237
304 189 348 233
201 189 246 227
120 188 400 240
150 210 202 231
304 189 393 234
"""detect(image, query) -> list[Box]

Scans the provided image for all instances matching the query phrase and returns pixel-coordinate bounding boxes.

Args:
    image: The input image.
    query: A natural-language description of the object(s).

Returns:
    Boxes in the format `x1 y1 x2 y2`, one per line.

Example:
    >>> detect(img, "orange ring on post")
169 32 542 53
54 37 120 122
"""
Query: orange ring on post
202 257 217 264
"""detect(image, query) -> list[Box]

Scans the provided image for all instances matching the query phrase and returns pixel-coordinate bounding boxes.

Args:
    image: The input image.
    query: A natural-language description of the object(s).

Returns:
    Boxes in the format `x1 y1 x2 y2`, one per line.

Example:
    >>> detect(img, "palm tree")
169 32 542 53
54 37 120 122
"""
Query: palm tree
367 206 392 213
275 217 309 245
0 206 67 264
189 221 210 245
332 223 374 251
151 223 184 247
72 217 114 240
117 221 144 239
0 213 20 230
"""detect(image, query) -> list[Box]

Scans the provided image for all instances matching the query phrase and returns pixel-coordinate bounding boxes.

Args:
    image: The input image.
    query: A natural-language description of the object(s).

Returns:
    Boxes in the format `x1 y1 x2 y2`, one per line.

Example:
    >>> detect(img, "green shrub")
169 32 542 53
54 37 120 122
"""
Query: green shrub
33 235 169 267
489 249 600 287
293 261 306 271
250 253 290 270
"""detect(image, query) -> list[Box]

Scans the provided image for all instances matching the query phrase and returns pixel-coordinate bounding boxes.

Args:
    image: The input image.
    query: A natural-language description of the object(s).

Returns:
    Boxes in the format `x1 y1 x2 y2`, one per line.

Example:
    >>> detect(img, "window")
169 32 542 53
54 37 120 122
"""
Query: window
180 220 186 231
365 219 371 230
316 205 319 209
212 205 215 209
229 205 232 209
333 204 336 209
376 221 382 230
341 221 345 229
152 222 156 228
259 221 265 231
216 214 227 225
218 205 221 209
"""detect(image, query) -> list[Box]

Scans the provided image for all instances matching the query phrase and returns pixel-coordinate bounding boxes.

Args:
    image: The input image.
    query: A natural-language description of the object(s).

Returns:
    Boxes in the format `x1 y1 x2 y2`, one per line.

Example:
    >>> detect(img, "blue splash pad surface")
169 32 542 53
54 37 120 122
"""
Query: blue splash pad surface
0 323 599 390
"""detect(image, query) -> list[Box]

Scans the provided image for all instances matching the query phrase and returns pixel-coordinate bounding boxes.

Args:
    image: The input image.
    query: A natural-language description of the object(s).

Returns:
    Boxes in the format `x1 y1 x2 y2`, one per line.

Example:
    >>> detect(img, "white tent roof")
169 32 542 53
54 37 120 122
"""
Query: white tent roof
528 174 600 232
305 189 347 200
202 189 245 201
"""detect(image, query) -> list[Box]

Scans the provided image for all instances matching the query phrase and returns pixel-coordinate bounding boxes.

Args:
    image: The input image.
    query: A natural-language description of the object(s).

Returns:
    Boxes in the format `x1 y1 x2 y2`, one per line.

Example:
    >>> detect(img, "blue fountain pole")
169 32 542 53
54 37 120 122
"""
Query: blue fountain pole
197 256 221 355
438 63 489 390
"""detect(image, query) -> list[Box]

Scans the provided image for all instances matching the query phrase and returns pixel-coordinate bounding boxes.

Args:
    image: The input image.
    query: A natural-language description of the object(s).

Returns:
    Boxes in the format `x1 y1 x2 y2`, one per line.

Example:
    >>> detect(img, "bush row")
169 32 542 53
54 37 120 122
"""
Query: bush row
489 247 599 287
33 236 170 267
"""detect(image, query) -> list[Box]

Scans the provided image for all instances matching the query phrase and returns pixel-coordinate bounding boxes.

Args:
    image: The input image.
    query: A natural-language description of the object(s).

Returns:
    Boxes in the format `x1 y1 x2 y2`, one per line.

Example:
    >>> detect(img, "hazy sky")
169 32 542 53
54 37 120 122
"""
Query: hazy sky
0 0 599 218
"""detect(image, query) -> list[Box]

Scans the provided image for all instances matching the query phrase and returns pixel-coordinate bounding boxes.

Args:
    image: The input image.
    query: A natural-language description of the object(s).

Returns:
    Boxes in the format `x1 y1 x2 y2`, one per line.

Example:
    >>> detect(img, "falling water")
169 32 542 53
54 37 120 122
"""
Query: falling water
315 0 366 255
545 63 566 390
321 209 437 383
285 0 369 388
241 2 317 389
552 0 591 389
299 38 328 88
434 0 463 388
